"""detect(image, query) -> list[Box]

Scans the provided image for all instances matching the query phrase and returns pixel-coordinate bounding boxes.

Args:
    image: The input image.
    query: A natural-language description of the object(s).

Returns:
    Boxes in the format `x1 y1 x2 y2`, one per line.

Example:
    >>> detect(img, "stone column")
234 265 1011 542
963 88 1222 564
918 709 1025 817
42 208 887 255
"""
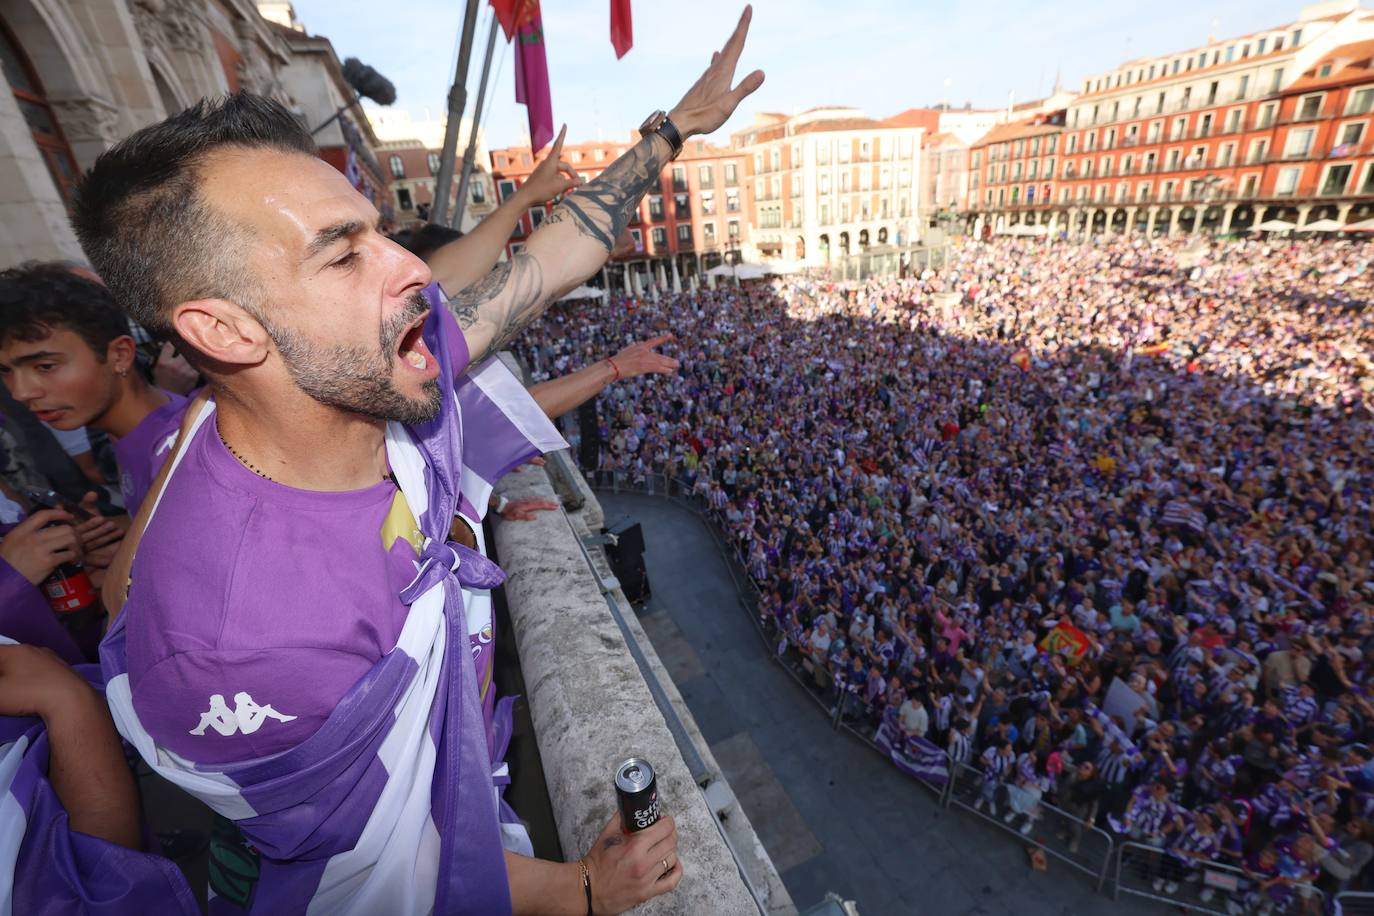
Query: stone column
1296 203 1313 228
1221 204 1237 234
64 0 166 139
0 72 84 267
48 97 122 172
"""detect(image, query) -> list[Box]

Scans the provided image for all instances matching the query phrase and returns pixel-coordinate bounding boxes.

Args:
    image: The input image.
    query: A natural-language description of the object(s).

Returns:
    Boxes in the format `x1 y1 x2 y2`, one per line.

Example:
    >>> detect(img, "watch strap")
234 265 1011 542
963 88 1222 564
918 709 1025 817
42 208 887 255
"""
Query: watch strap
655 115 684 158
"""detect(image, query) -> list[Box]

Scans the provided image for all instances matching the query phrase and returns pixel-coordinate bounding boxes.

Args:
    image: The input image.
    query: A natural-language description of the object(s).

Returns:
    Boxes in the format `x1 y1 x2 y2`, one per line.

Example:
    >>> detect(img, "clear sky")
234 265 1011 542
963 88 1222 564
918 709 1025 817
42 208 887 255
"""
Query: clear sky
291 0 1321 149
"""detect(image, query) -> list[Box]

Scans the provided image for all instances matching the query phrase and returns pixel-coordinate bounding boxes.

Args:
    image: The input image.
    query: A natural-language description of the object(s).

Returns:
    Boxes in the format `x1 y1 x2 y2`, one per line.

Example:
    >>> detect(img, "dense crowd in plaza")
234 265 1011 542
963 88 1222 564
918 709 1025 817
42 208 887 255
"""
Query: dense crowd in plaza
517 236 1374 912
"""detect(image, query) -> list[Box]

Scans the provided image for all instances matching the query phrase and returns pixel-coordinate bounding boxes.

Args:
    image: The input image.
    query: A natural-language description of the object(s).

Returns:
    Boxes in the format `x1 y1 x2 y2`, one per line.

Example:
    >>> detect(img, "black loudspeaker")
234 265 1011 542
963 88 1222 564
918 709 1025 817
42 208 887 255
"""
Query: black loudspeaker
577 401 600 469
603 518 650 603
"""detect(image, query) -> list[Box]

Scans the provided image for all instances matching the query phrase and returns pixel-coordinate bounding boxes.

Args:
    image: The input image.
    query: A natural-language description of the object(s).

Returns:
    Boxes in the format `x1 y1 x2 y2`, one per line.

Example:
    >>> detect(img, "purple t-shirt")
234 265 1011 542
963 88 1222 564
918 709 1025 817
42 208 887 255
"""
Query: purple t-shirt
124 301 470 765
113 390 188 510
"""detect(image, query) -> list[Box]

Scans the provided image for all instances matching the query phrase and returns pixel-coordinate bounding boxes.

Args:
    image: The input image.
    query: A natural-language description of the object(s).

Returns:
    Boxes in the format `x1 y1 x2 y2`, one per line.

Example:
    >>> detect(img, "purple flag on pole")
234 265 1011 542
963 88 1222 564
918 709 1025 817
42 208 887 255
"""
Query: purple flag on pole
514 13 554 151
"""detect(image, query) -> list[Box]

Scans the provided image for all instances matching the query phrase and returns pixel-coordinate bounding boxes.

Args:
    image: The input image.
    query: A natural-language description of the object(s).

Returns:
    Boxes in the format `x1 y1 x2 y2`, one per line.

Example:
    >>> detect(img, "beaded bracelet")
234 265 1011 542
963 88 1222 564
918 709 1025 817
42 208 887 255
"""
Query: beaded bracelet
579 859 593 916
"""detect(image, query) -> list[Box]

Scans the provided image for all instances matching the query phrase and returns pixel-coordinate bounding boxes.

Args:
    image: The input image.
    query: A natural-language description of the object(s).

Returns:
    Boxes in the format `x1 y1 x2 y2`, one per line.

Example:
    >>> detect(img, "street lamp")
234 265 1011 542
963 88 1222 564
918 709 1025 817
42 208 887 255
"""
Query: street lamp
728 222 741 286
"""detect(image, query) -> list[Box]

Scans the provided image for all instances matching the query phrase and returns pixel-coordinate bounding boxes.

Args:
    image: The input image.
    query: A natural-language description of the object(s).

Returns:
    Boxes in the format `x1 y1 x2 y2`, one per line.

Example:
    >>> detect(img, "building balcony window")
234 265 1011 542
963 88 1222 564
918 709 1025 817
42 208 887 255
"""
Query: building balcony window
1320 166 1352 196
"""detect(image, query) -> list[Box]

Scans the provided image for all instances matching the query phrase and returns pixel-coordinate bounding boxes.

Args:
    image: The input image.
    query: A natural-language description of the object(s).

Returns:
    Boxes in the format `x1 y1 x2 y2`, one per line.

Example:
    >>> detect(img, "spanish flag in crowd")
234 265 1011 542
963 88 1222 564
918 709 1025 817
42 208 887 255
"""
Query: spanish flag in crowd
1136 342 1170 357
1011 348 1031 371
1039 621 1092 662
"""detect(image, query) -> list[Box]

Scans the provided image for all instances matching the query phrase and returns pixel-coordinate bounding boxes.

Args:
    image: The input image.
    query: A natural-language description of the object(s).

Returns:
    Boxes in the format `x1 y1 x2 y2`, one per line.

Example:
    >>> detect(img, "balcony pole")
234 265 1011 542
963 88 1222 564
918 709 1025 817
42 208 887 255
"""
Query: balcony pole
451 14 501 229
431 0 482 227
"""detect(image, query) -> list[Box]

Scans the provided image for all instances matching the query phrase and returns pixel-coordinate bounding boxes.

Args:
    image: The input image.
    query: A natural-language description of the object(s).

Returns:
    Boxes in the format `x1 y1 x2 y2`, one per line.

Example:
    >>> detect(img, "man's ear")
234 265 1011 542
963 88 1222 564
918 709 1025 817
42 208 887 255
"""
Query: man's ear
172 299 270 368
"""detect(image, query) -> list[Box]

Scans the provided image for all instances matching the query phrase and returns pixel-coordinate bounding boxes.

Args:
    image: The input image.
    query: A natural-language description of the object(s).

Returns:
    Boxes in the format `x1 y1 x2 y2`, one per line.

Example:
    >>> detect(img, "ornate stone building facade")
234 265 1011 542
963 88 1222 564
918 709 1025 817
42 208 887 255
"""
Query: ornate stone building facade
0 0 380 267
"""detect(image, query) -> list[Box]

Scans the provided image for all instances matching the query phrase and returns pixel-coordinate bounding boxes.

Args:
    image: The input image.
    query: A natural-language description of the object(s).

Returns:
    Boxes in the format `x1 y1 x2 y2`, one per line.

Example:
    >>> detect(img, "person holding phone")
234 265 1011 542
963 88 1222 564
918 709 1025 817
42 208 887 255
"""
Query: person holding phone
0 485 84 664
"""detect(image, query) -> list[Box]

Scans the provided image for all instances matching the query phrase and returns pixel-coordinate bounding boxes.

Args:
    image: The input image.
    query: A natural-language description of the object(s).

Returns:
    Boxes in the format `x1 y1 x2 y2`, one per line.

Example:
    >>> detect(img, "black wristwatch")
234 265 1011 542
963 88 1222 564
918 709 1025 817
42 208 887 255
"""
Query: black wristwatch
638 110 684 159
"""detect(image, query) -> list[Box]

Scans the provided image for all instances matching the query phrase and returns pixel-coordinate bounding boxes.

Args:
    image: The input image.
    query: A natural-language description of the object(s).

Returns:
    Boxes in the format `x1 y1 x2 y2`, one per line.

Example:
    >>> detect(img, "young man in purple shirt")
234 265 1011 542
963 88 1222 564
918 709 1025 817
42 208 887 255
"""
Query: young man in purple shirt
0 264 183 658
74 9 762 914
0 263 187 511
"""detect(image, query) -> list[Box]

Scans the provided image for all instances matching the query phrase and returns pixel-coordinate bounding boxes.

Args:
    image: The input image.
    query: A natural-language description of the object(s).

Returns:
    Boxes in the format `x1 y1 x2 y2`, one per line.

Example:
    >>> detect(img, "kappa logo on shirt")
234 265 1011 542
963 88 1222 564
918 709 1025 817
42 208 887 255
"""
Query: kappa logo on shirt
189 692 297 737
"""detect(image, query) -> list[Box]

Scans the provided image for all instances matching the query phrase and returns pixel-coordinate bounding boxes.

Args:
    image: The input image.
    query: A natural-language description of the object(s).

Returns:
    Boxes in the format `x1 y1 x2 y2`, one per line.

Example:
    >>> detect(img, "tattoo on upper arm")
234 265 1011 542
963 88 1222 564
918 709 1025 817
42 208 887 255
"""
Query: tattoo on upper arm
446 259 513 329
445 253 546 354
546 135 670 252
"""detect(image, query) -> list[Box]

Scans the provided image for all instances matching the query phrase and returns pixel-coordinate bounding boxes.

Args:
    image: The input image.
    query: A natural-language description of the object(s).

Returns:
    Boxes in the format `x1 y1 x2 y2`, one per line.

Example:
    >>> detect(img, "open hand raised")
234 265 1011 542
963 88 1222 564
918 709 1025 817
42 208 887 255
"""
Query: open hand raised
668 6 765 138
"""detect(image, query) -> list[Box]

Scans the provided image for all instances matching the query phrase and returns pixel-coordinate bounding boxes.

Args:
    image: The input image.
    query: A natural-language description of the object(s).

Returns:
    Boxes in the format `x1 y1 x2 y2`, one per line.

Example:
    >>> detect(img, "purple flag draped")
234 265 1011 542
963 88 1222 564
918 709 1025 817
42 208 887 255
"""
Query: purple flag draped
99 300 563 914
0 652 199 915
514 13 553 151
874 709 950 787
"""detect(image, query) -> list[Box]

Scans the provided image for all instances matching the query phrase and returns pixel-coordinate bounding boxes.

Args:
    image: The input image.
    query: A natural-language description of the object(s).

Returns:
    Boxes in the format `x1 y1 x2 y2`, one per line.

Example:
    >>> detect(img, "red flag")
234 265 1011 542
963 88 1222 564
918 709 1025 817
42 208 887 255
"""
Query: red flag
610 0 633 58
489 0 539 41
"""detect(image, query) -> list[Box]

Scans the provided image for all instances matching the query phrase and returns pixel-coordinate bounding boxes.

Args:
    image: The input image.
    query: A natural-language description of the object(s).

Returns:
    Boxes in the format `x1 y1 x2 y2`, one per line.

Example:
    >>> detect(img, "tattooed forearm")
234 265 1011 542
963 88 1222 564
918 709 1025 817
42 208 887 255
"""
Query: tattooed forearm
447 136 669 359
445 253 545 354
546 134 672 251
447 259 514 329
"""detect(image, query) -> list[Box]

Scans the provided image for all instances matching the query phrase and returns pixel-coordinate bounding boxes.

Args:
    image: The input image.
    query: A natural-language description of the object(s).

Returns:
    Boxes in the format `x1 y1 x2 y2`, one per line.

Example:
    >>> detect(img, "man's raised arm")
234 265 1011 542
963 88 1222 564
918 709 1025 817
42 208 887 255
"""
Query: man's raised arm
448 5 764 361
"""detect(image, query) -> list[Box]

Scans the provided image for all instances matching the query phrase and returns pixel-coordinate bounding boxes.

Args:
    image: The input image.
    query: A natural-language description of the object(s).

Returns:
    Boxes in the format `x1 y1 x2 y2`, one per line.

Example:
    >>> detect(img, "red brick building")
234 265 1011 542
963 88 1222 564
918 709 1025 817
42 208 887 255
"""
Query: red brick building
967 113 1066 235
377 140 495 230
1266 39 1374 225
489 137 747 288
969 1 1374 236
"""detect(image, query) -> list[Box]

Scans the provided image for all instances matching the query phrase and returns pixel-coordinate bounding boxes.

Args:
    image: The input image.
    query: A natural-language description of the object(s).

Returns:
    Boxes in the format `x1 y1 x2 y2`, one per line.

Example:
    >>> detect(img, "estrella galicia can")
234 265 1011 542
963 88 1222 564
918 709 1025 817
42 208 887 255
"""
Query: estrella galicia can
615 757 660 833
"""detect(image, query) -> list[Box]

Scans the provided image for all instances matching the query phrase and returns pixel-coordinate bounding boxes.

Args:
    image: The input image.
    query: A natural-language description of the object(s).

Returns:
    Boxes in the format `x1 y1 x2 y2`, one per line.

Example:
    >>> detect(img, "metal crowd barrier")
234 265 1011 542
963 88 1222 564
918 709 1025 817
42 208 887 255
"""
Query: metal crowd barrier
945 760 1116 891
588 468 1339 908
1113 840 1325 914
833 690 951 803
1337 891 1374 916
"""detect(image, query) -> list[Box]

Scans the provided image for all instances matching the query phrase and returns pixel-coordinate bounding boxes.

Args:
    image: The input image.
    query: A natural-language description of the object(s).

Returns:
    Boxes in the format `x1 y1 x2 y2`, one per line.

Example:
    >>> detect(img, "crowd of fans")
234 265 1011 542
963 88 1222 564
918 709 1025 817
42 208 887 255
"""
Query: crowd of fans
517 236 1374 912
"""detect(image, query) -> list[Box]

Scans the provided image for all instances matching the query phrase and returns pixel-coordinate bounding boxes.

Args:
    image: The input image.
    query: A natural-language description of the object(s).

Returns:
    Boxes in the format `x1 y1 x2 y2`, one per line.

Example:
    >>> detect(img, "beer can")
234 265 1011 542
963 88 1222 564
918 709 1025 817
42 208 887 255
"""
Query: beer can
614 757 660 833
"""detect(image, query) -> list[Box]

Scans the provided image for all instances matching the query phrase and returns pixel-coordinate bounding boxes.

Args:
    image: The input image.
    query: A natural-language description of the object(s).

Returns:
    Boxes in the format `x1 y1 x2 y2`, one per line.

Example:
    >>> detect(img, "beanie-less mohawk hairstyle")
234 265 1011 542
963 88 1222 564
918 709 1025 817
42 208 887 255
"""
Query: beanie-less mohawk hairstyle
72 93 316 346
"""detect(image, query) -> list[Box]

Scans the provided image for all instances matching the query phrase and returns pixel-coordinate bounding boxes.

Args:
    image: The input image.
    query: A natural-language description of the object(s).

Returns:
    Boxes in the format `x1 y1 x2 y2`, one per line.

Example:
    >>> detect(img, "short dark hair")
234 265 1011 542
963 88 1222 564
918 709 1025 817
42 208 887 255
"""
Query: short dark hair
72 92 316 343
0 262 129 357
391 223 463 262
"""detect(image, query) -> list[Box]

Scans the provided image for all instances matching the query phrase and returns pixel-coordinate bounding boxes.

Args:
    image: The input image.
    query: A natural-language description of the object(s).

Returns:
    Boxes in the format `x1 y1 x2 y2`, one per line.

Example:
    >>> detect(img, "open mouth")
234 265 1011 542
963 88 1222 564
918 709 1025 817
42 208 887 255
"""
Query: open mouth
395 310 436 374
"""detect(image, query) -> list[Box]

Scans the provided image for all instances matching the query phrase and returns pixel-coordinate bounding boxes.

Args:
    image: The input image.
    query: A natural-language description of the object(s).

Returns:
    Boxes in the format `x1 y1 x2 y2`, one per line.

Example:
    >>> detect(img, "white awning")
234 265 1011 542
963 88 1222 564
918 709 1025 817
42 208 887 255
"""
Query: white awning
558 285 606 301
1302 218 1344 232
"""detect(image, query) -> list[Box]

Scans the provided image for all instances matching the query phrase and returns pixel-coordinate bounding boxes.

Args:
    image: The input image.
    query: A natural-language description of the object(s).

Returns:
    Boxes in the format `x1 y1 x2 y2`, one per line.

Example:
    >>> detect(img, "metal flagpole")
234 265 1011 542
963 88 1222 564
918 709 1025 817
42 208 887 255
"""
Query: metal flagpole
431 0 482 227
451 14 500 229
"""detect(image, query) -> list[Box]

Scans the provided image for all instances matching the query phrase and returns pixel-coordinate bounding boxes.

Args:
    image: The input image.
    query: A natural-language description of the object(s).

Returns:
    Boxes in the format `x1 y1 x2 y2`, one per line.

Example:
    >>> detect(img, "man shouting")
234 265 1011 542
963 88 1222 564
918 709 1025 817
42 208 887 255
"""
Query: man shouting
73 8 762 915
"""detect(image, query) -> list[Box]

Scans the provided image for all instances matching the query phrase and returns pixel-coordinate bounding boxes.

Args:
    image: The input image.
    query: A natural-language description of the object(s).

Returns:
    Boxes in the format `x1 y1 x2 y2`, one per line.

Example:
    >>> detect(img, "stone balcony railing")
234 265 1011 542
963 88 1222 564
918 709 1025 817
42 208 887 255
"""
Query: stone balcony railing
489 358 793 915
